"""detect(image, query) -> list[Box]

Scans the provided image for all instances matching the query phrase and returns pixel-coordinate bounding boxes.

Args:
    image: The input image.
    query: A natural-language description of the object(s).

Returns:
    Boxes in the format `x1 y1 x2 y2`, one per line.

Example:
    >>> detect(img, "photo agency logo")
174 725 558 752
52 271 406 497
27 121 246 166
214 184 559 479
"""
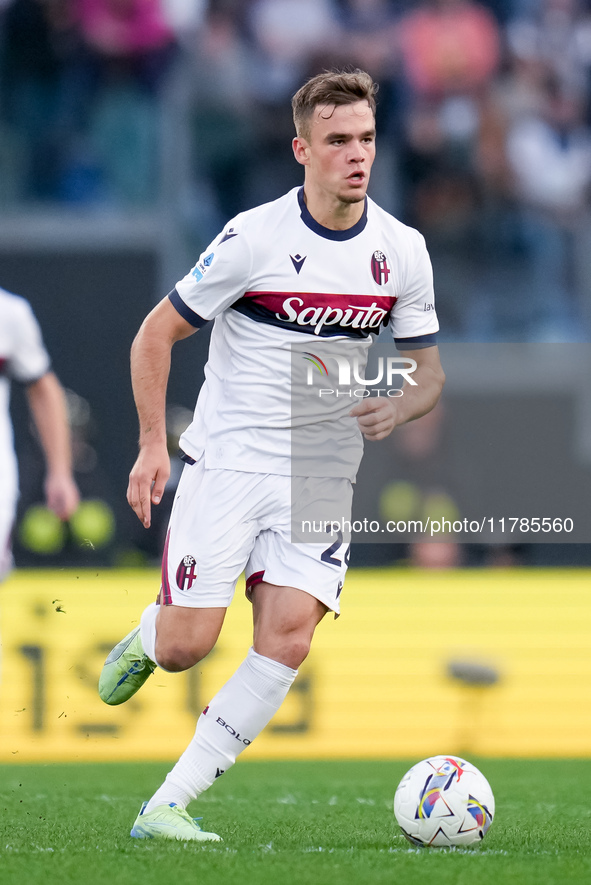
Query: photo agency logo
302 352 417 398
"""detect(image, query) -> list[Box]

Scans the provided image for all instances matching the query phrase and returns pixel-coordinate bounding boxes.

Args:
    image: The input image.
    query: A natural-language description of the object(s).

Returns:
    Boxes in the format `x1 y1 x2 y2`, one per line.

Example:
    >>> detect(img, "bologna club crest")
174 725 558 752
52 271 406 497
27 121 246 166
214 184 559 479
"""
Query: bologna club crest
176 555 197 590
371 250 391 285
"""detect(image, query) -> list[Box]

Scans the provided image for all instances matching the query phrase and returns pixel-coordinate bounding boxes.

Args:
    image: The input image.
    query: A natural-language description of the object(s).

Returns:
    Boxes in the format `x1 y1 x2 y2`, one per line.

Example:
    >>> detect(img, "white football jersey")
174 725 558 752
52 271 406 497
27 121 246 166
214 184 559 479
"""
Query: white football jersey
173 187 438 480
0 288 51 506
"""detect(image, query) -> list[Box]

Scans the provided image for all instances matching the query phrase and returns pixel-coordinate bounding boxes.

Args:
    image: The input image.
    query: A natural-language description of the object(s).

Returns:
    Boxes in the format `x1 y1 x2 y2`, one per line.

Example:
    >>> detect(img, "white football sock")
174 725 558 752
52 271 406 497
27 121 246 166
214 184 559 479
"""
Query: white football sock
139 601 159 665
144 647 297 812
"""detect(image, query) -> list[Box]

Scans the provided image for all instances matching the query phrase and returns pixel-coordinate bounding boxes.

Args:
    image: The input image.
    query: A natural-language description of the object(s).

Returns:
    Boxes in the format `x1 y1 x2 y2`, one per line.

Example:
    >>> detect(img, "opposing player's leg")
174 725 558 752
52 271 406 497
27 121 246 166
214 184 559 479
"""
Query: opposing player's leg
0 499 15 583
0 502 16 682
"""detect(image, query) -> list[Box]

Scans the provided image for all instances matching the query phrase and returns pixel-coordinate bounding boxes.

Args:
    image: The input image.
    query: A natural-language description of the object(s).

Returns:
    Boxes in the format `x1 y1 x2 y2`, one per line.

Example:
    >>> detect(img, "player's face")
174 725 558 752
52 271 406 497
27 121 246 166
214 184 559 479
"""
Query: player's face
294 101 376 207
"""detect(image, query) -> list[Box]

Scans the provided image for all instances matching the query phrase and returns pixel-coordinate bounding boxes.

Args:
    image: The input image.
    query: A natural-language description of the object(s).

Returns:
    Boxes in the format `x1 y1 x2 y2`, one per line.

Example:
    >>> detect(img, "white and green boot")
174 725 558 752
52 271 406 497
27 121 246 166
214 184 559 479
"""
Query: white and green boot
130 802 221 842
98 626 156 705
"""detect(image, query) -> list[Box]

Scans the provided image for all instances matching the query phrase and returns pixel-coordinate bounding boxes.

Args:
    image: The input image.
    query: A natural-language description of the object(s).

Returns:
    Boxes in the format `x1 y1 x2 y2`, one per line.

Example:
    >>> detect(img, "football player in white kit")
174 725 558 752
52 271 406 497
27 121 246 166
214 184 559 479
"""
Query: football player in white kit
0 288 79 580
99 70 445 842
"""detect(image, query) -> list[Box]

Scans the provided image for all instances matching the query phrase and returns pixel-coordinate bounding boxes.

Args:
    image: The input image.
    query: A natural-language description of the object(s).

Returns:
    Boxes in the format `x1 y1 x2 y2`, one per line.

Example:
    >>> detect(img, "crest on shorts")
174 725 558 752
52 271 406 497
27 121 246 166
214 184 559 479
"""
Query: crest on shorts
176 554 197 591
371 250 390 285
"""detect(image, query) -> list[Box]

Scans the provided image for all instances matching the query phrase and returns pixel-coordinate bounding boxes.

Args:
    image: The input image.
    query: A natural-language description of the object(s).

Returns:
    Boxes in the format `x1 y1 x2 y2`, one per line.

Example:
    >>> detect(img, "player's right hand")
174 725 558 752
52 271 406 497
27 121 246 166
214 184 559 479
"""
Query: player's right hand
127 444 170 528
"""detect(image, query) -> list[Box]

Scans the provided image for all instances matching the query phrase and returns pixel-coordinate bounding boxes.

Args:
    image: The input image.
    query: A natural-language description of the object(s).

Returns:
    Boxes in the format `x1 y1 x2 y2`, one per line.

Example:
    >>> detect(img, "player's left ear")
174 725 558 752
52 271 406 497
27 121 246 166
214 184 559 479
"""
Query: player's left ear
292 137 311 166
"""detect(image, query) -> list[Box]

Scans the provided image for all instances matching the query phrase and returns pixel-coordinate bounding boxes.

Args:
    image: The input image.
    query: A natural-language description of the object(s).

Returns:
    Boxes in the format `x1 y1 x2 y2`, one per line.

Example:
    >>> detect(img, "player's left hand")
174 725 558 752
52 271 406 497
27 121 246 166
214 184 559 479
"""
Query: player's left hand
350 397 398 441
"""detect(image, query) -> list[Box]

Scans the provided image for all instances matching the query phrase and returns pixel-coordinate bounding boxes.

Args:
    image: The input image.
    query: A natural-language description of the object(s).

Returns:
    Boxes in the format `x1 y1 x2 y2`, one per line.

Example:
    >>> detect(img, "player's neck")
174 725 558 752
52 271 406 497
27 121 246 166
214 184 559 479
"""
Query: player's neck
301 185 366 231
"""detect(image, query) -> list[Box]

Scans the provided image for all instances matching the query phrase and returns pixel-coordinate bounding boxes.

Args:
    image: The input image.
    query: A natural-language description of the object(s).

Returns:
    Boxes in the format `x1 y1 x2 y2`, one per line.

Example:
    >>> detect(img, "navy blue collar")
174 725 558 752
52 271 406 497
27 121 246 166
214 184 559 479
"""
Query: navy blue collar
297 187 368 240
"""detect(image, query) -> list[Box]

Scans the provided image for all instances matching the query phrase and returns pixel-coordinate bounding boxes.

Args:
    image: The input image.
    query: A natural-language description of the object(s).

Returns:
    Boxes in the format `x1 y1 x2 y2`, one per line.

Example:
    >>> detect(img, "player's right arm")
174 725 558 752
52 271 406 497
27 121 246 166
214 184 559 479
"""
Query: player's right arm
129 217 250 527
127 296 198 528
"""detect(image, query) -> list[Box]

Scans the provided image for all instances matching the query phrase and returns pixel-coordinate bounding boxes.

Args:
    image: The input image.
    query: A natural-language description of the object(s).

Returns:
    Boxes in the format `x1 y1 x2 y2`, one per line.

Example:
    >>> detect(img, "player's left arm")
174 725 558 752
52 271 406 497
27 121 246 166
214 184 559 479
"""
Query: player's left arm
350 345 445 441
25 371 80 519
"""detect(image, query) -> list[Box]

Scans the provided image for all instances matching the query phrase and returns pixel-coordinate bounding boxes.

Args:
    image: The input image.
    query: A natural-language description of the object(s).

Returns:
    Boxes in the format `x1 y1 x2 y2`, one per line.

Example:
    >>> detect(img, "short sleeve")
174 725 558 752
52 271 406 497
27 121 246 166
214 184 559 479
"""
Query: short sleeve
6 296 51 383
389 229 439 345
172 218 253 327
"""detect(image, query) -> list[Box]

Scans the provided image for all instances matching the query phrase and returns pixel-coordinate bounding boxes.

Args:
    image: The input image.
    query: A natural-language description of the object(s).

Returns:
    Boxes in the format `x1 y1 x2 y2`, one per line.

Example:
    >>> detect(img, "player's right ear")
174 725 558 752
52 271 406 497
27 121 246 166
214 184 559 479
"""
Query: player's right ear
292 137 311 166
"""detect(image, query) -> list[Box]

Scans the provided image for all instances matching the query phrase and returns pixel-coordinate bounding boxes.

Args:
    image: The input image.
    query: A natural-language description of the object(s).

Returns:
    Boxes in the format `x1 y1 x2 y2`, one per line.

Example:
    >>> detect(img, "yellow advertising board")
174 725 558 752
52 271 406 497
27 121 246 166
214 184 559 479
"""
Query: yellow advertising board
1 567 590 761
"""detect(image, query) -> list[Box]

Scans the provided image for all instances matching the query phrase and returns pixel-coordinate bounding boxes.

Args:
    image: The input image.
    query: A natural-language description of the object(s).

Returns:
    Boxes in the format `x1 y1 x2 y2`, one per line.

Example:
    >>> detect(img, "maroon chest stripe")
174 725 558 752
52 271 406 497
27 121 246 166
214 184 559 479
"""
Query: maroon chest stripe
231 290 396 339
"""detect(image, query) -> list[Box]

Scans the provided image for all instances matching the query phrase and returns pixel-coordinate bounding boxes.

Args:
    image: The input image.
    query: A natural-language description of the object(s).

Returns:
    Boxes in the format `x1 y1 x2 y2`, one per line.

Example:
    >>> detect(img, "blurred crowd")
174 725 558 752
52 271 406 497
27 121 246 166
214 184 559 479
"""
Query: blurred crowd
2 0 591 340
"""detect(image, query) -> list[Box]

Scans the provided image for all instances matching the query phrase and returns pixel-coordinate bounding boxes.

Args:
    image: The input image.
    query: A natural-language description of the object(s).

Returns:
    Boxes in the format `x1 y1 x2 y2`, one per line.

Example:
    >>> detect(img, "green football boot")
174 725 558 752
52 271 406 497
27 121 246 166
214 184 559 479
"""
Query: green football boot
130 802 221 842
98 626 156 705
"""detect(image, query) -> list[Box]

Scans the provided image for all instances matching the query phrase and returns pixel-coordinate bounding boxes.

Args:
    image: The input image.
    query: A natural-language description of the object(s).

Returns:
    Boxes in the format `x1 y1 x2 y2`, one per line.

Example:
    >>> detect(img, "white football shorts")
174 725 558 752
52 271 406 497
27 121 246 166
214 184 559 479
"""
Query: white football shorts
158 456 352 614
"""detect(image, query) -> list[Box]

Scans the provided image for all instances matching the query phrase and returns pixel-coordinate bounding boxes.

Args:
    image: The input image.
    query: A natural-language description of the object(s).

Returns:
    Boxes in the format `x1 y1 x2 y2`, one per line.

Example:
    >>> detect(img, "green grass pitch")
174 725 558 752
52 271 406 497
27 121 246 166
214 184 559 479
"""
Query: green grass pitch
2 759 591 884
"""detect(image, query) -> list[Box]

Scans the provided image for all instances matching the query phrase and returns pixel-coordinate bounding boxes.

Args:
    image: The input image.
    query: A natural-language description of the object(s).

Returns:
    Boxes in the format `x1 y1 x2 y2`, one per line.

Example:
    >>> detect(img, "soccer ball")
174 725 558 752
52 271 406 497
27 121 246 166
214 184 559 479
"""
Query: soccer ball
393 755 494 848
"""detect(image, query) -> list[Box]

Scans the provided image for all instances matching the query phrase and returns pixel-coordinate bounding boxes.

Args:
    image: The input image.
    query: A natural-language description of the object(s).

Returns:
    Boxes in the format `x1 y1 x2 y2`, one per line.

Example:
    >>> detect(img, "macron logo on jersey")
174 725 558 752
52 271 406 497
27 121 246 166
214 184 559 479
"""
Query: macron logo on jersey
290 253 307 274
191 252 215 283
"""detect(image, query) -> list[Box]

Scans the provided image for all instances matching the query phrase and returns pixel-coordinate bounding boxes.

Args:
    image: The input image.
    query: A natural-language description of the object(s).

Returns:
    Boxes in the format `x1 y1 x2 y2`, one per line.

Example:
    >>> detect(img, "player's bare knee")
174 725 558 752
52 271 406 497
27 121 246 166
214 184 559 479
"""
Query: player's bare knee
265 634 312 670
290 636 313 668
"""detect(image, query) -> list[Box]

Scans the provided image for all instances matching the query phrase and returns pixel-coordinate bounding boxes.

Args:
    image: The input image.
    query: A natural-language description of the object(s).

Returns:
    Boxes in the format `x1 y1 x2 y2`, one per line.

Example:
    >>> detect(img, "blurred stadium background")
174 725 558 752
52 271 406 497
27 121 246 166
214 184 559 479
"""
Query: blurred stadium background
2 0 591 762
